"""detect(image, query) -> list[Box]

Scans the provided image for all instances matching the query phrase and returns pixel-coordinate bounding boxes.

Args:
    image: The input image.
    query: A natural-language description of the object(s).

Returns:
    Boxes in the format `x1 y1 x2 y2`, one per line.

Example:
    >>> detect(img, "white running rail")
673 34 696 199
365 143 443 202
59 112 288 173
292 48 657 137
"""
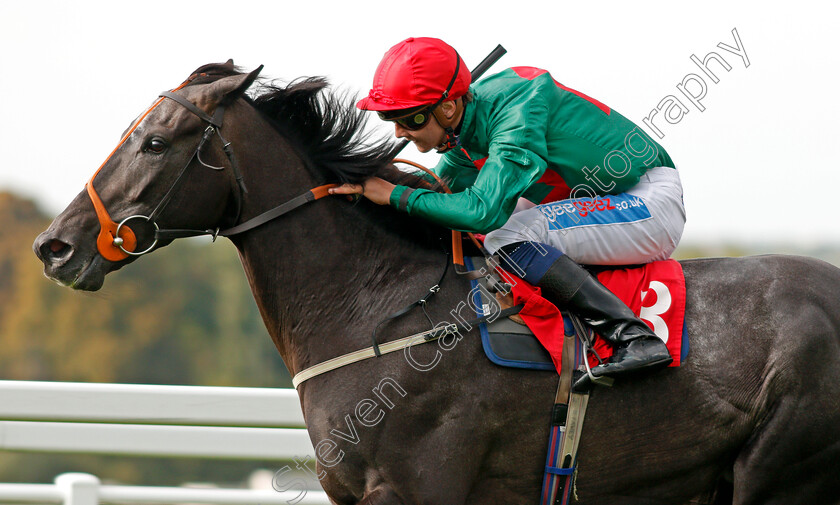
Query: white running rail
0 380 329 505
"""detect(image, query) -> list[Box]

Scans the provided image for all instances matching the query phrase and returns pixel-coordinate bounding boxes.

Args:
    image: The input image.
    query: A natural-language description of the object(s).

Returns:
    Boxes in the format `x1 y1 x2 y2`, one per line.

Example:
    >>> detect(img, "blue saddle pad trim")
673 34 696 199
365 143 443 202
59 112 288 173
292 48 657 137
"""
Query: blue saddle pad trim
467 257 562 371
479 323 557 370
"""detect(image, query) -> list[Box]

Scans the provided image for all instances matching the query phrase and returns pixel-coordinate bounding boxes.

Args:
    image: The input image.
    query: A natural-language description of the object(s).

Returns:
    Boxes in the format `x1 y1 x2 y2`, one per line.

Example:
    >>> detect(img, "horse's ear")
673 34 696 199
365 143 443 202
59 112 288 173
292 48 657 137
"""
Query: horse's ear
208 65 263 105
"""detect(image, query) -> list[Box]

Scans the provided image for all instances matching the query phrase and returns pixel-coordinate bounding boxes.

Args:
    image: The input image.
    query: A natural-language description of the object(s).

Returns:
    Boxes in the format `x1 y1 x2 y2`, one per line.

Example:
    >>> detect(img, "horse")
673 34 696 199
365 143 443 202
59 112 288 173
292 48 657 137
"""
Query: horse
33 61 840 504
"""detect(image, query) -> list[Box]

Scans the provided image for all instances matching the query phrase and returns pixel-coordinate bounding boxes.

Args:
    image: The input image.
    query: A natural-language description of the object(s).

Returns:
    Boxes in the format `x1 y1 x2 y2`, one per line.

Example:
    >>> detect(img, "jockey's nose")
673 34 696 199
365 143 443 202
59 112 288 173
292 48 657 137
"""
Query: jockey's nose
394 122 410 139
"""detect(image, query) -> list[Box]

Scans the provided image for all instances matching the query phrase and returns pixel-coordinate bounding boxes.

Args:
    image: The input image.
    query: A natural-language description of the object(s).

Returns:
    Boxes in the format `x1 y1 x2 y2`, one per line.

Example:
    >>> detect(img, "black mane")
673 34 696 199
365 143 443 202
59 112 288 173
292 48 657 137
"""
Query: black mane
186 62 433 188
252 77 405 184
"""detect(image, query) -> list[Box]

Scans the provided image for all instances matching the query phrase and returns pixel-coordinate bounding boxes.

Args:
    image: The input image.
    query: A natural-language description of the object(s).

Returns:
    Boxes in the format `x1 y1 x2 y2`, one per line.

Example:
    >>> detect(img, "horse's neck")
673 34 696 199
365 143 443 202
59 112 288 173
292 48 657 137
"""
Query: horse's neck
226 108 445 375
234 202 445 376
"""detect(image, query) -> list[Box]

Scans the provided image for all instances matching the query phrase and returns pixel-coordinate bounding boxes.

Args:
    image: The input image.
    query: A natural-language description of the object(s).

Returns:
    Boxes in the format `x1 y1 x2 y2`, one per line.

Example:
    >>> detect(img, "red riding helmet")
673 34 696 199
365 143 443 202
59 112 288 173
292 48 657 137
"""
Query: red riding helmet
357 37 471 112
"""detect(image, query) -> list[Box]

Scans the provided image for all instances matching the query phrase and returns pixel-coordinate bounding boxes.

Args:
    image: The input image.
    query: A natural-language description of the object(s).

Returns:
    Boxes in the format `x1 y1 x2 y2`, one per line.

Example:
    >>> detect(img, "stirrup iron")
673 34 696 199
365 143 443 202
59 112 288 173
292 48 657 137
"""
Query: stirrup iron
569 313 614 389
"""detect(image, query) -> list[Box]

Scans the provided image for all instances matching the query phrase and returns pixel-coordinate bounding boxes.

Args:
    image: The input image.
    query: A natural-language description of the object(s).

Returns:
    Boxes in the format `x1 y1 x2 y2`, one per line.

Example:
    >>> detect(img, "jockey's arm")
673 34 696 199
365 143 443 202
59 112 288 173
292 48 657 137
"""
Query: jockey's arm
390 144 547 233
387 96 551 233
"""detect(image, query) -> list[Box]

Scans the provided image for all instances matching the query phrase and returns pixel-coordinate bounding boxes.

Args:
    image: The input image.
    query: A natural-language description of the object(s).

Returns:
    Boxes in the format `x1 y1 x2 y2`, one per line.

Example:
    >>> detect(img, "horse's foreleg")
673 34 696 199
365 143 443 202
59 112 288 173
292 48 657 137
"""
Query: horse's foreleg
358 488 404 505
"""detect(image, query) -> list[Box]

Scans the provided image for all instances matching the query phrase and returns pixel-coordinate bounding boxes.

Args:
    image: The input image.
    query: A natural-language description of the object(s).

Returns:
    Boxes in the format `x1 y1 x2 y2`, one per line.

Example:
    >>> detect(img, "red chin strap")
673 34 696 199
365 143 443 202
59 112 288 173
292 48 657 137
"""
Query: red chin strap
432 100 463 153
435 126 459 153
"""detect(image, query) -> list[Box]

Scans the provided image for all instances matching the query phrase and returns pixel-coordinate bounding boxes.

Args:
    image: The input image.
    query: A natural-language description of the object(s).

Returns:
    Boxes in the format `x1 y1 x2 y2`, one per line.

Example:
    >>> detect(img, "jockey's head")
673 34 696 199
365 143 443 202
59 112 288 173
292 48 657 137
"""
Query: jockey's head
357 37 471 153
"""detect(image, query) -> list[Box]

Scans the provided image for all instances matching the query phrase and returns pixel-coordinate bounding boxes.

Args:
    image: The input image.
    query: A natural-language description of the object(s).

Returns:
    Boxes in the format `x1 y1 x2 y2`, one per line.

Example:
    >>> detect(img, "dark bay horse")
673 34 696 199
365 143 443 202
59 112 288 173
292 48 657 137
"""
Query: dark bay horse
34 62 840 504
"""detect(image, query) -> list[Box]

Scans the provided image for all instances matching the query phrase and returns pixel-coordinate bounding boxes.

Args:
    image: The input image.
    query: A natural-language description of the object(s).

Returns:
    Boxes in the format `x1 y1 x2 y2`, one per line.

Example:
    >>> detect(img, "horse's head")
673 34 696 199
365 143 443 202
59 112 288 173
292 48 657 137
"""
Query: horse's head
34 61 262 290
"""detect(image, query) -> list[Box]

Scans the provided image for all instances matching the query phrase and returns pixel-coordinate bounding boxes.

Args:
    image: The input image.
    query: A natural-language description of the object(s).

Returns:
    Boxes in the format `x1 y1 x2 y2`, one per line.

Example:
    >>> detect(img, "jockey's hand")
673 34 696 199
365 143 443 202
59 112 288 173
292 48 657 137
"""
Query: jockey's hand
329 177 395 206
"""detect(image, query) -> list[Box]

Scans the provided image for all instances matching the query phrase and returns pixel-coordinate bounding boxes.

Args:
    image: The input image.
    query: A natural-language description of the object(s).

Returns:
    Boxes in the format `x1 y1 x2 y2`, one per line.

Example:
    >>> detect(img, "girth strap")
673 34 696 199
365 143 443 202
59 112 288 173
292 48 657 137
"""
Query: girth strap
541 317 591 505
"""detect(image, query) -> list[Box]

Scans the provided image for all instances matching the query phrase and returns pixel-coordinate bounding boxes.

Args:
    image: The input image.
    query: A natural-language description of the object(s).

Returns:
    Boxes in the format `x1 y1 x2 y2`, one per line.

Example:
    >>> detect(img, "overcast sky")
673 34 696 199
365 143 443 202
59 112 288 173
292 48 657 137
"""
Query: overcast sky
2 0 838 245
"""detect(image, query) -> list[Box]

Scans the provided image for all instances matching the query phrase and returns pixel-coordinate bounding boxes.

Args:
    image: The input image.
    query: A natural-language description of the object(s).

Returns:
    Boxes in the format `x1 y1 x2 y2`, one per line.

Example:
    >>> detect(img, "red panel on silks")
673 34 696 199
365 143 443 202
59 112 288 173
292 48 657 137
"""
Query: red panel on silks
508 258 687 375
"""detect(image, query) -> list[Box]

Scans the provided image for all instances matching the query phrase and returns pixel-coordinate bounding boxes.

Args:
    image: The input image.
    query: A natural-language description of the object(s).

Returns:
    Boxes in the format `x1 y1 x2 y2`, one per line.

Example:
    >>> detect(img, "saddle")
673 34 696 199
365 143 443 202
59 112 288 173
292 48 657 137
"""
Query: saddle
465 257 690 374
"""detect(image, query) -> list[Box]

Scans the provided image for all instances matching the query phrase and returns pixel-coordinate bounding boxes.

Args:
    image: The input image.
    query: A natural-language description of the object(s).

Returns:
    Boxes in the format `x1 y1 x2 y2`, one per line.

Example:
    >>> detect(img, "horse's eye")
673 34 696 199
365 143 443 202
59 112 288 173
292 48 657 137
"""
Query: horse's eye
146 138 167 154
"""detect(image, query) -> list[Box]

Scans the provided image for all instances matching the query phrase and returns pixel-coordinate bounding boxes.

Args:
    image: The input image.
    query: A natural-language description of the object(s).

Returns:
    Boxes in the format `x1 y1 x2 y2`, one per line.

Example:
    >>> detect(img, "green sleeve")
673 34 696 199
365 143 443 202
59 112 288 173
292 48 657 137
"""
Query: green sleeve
389 97 550 233
433 149 480 193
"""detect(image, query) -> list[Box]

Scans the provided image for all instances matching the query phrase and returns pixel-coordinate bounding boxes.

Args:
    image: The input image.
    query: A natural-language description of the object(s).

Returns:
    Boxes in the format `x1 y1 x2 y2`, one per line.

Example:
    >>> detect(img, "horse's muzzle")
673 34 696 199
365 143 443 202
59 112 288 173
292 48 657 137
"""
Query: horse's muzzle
33 228 107 291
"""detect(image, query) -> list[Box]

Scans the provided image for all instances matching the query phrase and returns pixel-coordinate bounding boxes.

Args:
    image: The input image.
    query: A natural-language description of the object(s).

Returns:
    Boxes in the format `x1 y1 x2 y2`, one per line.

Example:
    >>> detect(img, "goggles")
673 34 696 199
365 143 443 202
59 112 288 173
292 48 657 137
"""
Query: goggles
378 105 435 131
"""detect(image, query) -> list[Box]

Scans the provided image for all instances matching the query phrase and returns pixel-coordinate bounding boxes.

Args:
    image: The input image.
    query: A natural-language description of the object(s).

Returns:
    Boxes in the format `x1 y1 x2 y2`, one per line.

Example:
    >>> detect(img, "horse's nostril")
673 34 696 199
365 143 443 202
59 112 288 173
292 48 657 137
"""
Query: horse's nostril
40 239 73 264
49 240 67 254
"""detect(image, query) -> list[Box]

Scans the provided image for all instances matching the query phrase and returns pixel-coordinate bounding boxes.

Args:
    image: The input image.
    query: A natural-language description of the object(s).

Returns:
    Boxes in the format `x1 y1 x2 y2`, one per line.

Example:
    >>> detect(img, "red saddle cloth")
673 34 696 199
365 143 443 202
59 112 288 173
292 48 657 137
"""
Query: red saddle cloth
507 259 686 375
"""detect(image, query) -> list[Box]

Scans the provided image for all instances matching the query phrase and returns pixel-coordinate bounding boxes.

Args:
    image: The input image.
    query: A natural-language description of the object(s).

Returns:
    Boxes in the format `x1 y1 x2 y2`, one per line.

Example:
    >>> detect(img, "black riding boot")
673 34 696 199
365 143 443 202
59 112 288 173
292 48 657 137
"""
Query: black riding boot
536 255 673 390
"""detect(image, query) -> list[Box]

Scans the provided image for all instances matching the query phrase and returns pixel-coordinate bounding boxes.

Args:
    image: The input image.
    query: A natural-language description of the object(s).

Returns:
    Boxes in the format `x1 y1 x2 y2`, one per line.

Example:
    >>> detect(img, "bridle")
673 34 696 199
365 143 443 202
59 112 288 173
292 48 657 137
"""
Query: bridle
111 90 246 257
86 79 336 262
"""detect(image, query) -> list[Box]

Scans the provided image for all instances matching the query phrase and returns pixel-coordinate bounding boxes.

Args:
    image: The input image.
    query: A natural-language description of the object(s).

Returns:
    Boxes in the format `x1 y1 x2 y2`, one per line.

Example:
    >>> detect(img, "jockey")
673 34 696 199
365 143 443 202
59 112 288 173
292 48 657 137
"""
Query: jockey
331 37 686 388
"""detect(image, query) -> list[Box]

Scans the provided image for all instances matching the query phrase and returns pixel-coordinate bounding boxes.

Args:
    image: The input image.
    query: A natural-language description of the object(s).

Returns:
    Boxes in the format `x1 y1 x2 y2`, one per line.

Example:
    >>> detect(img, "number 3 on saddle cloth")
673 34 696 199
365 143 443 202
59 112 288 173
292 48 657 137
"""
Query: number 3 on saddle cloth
465 257 689 374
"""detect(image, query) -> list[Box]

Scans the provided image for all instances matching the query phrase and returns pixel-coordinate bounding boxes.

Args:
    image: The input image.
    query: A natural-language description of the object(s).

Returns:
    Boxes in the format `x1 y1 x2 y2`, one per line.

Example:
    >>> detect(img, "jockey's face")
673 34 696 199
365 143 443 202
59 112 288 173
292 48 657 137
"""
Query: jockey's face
391 100 459 153
393 113 447 153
